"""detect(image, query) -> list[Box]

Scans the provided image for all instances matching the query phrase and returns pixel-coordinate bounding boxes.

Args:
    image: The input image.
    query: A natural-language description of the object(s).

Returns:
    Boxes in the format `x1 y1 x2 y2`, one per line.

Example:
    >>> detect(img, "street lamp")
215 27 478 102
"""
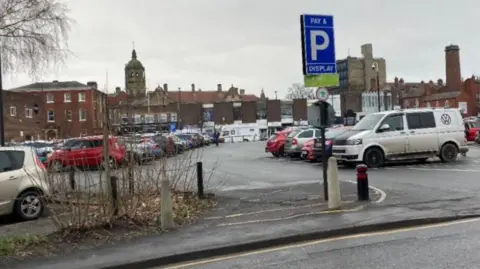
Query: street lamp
371 62 381 112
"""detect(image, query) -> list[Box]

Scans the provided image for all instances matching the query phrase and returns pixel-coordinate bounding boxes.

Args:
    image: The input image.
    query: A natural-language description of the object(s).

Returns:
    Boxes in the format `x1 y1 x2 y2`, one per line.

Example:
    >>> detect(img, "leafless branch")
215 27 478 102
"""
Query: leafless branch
0 0 74 77
285 83 315 100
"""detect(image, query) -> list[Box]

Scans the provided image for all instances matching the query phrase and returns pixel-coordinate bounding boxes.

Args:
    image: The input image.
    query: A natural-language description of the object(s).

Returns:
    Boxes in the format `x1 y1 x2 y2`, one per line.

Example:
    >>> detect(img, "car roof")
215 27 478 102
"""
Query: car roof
0 146 36 152
368 108 461 116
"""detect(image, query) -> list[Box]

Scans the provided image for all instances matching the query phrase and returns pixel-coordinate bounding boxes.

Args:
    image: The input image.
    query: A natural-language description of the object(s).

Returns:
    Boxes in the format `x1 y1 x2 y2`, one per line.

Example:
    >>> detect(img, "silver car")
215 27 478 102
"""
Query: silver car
284 128 321 157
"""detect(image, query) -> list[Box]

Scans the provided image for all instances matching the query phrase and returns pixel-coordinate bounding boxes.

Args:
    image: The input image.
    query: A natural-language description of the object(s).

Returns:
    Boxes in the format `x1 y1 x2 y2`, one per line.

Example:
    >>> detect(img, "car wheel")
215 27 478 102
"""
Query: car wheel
272 152 279 158
14 190 45 221
363 147 384 168
440 143 458 163
50 160 63 172
278 145 285 157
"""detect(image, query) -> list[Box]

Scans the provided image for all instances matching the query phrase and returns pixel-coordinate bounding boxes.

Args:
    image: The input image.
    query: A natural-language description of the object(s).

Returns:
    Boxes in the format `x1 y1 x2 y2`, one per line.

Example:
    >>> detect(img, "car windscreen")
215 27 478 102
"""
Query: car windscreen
352 114 385 131
24 142 52 148
287 130 301 138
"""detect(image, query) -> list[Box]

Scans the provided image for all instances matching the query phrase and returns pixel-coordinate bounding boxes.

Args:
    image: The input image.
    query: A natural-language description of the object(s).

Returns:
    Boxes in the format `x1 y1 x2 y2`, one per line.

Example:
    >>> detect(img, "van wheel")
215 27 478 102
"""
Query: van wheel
363 147 384 168
14 190 45 221
440 143 458 163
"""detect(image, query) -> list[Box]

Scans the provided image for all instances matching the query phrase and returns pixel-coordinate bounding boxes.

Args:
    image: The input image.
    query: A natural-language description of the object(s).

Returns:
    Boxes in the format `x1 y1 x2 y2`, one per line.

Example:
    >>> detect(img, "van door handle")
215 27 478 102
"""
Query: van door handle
410 131 415 134
400 131 406 134
8 176 17 180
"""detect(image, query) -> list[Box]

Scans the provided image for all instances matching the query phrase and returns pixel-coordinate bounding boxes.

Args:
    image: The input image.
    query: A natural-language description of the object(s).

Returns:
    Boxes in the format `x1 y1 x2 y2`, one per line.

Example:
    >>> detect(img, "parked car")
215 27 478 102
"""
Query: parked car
176 134 194 149
47 136 125 172
0 146 51 220
169 135 186 154
464 121 480 142
265 129 294 157
311 128 351 162
118 138 156 164
284 128 321 158
476 131 480 144
151 134 176 155
300 139 316 162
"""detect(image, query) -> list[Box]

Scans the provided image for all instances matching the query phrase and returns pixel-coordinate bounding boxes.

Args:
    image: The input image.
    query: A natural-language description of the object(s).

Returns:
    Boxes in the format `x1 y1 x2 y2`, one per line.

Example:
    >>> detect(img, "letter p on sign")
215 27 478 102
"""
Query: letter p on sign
310 30 330 61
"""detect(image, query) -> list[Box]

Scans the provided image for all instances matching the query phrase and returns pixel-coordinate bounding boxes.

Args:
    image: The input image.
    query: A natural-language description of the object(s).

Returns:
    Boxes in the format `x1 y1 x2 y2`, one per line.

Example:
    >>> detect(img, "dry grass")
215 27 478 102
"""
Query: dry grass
1 139 223 260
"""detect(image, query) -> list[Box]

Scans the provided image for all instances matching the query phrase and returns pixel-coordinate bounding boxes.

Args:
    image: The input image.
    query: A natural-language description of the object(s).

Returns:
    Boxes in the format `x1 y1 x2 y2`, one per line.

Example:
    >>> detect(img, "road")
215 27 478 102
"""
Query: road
160 217 480 269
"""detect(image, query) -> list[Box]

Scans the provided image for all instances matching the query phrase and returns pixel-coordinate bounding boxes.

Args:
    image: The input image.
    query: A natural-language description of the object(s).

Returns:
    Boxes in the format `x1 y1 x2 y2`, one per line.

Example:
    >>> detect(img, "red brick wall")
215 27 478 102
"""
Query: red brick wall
267 100 281 122
292 99 307 121
241 101 256 123
3 91 45 141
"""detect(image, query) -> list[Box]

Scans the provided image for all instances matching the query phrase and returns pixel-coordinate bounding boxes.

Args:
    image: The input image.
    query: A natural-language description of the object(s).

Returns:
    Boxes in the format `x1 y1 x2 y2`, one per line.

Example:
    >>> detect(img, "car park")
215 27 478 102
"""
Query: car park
332 108 468 168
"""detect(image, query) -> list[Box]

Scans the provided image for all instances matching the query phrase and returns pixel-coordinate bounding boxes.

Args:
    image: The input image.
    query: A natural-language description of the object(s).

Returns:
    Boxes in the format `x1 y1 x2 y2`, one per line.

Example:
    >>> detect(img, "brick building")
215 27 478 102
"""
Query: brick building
2 90 44 142
108 50 309 133
394 45 479 117
329 43 388 115
9 81 108 139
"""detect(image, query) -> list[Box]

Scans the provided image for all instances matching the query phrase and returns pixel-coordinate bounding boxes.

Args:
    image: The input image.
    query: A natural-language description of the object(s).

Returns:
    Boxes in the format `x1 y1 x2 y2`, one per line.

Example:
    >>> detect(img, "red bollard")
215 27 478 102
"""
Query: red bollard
356 164 369 201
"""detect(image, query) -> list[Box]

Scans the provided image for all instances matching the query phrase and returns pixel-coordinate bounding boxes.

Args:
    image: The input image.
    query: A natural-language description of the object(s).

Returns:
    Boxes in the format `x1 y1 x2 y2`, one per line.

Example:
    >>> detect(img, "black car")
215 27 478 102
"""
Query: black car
312 128 351 161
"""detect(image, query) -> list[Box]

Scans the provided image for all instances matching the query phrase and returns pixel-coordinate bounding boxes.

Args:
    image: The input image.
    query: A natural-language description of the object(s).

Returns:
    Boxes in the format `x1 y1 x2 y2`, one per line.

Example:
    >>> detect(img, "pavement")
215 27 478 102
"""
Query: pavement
4 142 480 268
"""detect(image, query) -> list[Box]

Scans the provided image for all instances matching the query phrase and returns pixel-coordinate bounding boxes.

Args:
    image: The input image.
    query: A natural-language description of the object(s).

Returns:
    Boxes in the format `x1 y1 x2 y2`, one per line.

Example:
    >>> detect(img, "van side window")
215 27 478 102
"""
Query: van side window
406 112 436 129
231 130 236 135
222 131 229 136
0 152 14 172
380 114 404 131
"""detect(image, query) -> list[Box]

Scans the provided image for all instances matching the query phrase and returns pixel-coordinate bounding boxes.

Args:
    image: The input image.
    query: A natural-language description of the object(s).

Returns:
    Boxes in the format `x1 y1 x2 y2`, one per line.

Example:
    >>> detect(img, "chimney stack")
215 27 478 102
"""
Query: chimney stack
163 83 168 91
191 83 195 92
115 86 121 94
217 84 222 92
437 79 443 86
240 89 245 95
445 44 461 90
87 81 98 89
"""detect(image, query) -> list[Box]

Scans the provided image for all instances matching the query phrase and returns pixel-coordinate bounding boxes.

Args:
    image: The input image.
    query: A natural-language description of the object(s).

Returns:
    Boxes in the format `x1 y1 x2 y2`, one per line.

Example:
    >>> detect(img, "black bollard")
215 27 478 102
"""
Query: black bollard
196 162 205 199
356 164 369 201
68 166 76 190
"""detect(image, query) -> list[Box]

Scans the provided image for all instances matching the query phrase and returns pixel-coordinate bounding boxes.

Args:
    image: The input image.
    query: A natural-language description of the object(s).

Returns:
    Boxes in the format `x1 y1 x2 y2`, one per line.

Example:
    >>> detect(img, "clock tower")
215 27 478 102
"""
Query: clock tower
125 49 146 97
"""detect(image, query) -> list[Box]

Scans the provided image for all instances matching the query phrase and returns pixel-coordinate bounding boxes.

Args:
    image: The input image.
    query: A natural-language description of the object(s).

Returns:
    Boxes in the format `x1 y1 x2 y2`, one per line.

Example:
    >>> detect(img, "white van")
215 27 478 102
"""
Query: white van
332 108 468 168
220 125 261 143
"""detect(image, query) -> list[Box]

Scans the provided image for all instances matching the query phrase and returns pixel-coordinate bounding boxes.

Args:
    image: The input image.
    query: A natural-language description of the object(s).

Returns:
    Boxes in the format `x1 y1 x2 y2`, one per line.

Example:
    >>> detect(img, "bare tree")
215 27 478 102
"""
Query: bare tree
0 0 74 76
285 83 315 99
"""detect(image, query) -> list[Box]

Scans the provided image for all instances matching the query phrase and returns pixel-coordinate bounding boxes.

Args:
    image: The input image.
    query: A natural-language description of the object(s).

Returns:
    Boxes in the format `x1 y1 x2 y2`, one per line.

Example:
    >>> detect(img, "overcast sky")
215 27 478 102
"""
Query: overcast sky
4 0 480 98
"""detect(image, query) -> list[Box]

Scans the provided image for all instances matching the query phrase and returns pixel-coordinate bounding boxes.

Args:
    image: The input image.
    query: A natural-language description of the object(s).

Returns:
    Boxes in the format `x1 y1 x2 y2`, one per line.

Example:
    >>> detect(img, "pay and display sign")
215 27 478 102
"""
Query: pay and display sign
301 14 339 87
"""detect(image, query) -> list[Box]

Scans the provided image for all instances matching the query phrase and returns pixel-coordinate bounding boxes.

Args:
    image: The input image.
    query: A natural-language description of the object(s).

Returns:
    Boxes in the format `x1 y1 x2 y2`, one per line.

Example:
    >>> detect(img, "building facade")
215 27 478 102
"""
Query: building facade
108 50 309 134
2 90 45 142
395 45 479 117
330 43 388 115
9 81 107 139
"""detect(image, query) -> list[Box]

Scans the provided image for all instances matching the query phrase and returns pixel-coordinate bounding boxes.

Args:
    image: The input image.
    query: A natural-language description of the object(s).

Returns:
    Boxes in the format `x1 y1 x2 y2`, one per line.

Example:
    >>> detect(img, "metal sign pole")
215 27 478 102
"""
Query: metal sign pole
320 101 328 201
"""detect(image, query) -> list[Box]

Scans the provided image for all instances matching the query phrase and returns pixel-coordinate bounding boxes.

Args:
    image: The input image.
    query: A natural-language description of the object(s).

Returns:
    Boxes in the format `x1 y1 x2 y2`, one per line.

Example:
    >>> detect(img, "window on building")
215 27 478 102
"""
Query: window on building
25 108 33 118
233 106 242 121
78 92 86 102
66 110 72 121
10 106 16 116
256 101 267 119
280 104 293 119
79 109 87 121
46 93 54 103
64 93 71 102
47 110 55 122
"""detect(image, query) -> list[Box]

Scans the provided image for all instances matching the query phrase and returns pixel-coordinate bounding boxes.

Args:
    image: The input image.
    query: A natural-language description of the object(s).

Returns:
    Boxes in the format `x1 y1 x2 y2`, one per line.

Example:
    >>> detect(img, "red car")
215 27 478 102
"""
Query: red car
47 136 126 172
465 121 480 142
265 130 293 157
300 138 315 162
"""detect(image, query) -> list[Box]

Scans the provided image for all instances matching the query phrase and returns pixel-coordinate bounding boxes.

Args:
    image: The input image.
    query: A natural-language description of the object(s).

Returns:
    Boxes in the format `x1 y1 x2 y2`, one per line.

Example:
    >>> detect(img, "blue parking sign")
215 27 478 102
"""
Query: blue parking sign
301 14 337 75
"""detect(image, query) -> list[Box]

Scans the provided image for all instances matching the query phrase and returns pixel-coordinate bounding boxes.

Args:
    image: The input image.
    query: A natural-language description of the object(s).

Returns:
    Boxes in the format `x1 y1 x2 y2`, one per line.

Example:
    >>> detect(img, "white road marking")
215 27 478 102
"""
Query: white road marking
405 167 480 172
343 180 387 204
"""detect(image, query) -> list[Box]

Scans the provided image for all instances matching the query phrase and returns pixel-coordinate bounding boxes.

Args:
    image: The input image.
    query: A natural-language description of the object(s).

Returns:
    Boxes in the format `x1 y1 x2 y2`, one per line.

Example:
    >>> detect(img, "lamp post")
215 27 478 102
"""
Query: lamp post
371 62 381 112
0 49 4 146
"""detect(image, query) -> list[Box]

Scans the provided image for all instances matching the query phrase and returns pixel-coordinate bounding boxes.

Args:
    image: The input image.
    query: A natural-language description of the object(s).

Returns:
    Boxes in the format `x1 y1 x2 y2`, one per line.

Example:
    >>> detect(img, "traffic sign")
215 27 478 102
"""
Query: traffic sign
316 87 329 101
301 14 336 75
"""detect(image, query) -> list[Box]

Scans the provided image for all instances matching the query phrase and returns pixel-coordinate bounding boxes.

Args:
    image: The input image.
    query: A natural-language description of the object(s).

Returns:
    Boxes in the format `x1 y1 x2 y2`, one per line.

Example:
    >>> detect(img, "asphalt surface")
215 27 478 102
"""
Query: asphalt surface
167 217 480 269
